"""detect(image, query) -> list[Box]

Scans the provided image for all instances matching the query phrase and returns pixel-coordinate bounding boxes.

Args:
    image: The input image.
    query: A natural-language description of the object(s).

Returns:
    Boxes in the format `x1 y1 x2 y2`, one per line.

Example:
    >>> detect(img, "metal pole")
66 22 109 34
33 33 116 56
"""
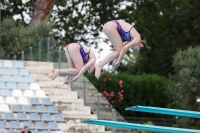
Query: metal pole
112 108 115 133
21 51 24 61
14 55 16 60
83 77 86 106
58 46 61 69
70 76 73 91
30 46 32 61
38 42 41 61
47 37 50 61
0 0 1 47
97 93 100 119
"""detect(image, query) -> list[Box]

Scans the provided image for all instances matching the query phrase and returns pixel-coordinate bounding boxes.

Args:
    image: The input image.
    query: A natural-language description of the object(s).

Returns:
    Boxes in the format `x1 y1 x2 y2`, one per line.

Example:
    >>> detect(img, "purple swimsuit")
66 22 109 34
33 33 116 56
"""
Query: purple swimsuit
66 43 90 64
111 20 133 42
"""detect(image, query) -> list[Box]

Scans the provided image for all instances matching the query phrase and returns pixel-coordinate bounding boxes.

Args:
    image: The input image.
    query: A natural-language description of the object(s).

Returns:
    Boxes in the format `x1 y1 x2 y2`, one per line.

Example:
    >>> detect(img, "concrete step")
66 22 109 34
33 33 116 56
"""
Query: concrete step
41 85 71 90
63 114 97 119
56 103 91 110
34 77 67 82
44 89 75 94
35 77 65 82
61 131 111 133
42 88 71 94
52 99 84 106
59 123 105 132
48 95 77 100
24 61 54 68
46 90 77 97
62 109 91 115
37 81 70 88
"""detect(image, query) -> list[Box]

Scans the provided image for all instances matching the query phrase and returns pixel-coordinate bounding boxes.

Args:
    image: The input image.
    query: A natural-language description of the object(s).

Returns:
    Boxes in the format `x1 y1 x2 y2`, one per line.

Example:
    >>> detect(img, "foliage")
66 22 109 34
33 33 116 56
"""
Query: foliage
165 46 200 129
137 121 155 133
52 0 124 47
0 0 125 61
1 0 200 76
85 72 173 119
0 18 53 60
117 0 200 77
1 0 124 45
1 0 34 24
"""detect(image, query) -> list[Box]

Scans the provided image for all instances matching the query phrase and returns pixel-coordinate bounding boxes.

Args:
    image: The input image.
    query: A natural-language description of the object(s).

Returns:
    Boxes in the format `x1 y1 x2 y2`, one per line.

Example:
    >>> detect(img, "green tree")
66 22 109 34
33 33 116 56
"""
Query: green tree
0 18 53 59
165 46 200 129
52 0 124 46
1 0 34 24
1 0 124 46
118 0 200 77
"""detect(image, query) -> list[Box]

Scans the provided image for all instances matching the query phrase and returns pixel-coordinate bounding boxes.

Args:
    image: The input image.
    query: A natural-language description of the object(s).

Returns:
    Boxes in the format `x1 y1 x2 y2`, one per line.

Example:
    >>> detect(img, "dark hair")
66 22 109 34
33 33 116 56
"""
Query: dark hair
89 68 104 75
24 126 28 129
139 40 151 53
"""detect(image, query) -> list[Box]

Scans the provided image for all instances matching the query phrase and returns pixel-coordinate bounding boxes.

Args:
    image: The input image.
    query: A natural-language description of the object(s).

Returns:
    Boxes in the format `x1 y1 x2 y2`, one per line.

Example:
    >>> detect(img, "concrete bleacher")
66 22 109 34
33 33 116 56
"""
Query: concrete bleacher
0 60 66 133
0 60 109 133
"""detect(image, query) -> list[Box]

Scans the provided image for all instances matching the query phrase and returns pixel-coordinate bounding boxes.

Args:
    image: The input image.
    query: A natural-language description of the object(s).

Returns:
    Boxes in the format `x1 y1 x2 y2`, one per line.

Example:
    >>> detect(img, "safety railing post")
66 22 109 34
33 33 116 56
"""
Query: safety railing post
84 77 86 106
97 93 100 119
47 37 50 61
112 108 115 133
21 51 24 61
30 46 32 61
38 42 41 61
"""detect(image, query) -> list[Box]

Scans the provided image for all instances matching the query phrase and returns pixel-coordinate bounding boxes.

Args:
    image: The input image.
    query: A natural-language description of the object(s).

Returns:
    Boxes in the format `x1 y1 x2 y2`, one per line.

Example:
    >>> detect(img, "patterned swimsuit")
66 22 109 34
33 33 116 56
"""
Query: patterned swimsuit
66 43 90 64
111 20 133 42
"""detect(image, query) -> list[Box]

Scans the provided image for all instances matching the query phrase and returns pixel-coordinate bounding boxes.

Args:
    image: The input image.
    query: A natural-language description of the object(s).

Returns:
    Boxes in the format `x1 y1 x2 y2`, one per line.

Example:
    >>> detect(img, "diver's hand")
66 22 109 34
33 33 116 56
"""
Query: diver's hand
112 59 117 67
113 62 120 69
71 76 78 82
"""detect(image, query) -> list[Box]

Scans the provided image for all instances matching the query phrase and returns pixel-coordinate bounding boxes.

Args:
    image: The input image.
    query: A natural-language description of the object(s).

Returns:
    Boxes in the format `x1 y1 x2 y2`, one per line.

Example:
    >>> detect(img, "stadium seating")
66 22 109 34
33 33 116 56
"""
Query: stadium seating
30 98 41 105
4 112 15 121
17 112 28 121
0 68 7 75
0 61 66 132
0 81 6 88
11 105 23 113
3 60 13 67
9 68 18 75
42 98 53 106
7 82 18 90
23 121 34 130
14 61 24 68
41 113 53 122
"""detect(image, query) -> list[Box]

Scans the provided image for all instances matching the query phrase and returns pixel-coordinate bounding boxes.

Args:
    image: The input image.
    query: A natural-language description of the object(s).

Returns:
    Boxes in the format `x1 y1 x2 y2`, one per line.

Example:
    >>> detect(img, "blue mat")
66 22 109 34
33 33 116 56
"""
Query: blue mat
83 119 200 133
126 105 200 118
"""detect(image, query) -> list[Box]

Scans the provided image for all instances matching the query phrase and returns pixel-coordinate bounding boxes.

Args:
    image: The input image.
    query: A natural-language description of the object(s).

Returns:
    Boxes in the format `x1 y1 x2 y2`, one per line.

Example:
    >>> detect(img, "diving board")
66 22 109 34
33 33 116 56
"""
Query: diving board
126 105 200 118
83 119 200 133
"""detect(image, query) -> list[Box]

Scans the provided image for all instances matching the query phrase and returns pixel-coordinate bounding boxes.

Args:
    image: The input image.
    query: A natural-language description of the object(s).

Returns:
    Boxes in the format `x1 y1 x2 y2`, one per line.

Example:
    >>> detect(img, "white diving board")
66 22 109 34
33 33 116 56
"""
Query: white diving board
125 105 200 119
83 119 200 133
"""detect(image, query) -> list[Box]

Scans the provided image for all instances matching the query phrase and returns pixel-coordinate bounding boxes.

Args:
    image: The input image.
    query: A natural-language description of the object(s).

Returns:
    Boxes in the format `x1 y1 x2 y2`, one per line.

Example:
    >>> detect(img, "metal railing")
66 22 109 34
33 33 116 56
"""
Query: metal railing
11 37 66 67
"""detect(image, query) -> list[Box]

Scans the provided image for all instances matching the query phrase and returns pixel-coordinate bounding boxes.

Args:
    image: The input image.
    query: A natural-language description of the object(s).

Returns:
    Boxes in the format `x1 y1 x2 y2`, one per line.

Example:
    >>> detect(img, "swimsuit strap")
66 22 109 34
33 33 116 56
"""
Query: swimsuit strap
129 27 134 32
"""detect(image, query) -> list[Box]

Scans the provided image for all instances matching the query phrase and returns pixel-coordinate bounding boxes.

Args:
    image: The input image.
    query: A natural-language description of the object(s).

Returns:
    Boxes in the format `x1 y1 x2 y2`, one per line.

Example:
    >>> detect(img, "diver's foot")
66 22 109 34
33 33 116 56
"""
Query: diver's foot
48 68 54 78
63 76 69 84
95 64 102 79
51 69 60 80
